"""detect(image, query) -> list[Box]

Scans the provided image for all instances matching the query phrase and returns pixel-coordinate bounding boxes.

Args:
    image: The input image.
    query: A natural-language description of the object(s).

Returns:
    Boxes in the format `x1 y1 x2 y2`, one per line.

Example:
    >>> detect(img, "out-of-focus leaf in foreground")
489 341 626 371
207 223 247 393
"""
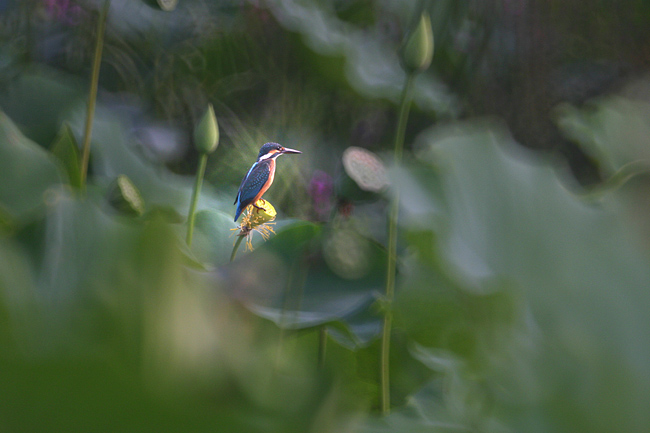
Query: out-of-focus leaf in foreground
0 191 351 431
555 91 650 173
0 111 62 222
0 68 85 145
390 119 650 432
555 85 650 248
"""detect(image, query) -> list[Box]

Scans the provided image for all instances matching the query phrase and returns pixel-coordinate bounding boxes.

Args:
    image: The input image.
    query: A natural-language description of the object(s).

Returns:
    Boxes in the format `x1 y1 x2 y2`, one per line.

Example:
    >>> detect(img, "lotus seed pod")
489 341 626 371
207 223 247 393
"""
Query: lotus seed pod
194 103 219 154
247 199 277 227
156 0 178 12
342 146 389 193
400 12 434 73
107 174 145 216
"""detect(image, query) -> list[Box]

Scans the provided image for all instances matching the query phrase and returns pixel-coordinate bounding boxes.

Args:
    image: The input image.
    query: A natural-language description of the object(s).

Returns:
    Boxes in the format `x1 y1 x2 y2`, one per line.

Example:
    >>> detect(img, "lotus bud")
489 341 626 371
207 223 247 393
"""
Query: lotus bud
400 12 434 74
194 103 219 154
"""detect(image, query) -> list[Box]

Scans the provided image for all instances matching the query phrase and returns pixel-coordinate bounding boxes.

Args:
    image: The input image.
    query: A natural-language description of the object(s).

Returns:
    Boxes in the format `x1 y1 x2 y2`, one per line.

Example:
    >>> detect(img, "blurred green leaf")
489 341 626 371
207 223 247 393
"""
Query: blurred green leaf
51 123 82 189
0 206 13 233
0 68 84 145
224 221 385 344
0 111 62 221
267 0 459 115
556 95 650 173
413 120 650 432
1 191 341 432
360 345 499 433
191 208 238 266
0 237 40 348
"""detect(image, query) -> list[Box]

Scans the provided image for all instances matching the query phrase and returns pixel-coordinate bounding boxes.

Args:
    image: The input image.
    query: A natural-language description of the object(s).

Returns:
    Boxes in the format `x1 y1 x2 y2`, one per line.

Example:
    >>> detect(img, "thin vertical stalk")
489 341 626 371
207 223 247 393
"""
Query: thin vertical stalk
80 0 110 188
393 74 415 163
186 153 208 246
230 235 245 262
381 73 415 415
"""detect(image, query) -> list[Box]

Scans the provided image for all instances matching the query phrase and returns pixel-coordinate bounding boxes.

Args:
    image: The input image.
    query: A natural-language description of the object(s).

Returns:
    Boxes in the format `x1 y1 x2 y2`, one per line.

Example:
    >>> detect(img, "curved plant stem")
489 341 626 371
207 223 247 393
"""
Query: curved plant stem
392 74 415 163
80 0 110 189
186 152 208 246
381 72 415 415
230 235 244 262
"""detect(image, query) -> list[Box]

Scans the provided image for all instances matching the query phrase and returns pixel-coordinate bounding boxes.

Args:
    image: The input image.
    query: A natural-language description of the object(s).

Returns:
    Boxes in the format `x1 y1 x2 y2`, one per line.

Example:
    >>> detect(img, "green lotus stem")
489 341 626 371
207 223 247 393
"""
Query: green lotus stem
230 235 244 262
80 0 110 188
393 74 415 163
186 152 208 246
381 72 415 415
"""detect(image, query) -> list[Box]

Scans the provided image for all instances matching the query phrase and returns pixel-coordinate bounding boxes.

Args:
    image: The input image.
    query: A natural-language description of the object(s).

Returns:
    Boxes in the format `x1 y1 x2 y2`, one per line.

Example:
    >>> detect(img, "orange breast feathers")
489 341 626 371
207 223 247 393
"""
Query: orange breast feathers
252 158 276 203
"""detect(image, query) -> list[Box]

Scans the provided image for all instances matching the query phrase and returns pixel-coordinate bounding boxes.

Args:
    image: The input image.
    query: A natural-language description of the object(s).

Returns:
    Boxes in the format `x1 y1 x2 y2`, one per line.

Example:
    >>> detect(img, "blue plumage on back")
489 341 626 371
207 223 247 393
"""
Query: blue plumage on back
233 161 271 221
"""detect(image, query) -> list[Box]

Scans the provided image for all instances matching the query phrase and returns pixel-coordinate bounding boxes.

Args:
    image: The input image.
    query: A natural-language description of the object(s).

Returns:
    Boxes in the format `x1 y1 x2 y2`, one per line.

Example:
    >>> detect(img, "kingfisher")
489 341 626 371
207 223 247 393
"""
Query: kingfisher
234 142 302 222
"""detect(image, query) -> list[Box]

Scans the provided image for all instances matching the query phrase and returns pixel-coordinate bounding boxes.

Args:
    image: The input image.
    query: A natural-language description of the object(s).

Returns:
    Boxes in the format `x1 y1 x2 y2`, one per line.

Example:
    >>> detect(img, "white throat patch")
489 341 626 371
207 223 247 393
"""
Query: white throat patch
259 151 280 161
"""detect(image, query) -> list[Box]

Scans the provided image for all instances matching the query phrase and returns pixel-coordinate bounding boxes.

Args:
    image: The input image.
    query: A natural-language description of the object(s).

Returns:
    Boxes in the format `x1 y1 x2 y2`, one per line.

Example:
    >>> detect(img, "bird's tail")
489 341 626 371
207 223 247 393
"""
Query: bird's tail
234 204 243 222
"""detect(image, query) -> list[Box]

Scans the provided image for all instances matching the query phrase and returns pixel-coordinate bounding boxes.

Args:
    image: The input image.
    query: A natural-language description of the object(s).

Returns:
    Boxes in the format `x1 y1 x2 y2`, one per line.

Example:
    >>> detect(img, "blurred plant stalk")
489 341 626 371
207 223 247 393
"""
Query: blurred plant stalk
187 104 219 246
381 12 434 415
80 0 110 189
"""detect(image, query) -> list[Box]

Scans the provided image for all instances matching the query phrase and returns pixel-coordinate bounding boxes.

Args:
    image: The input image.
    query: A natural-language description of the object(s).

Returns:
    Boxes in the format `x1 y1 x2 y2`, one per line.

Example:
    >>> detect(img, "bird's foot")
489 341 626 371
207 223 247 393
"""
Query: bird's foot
252 199 266 212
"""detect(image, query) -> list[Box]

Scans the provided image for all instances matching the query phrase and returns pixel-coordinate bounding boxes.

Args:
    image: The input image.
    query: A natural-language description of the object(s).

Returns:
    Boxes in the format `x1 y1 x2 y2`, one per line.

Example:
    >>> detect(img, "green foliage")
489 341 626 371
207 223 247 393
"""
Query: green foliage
191 208 238 265
0 111 62 221
0 69 85 145
51 123 82 189
0 1 649 432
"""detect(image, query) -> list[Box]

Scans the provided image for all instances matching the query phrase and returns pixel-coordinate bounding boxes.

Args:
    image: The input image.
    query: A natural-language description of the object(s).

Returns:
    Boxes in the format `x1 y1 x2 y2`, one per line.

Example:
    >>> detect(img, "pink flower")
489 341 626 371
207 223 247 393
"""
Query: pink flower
44 0 82 25
309 170 333 220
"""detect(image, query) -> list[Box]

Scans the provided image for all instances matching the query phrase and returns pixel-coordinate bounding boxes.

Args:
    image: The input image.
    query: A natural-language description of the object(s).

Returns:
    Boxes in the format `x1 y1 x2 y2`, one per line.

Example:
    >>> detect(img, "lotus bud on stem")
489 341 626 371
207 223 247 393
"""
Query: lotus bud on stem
381 11 435 415
186 104 219 246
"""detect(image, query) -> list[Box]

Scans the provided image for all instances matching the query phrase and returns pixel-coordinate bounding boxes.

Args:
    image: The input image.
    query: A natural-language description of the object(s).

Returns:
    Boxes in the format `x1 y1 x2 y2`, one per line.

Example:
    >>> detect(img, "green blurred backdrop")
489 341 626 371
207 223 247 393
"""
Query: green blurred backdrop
1 1 650 432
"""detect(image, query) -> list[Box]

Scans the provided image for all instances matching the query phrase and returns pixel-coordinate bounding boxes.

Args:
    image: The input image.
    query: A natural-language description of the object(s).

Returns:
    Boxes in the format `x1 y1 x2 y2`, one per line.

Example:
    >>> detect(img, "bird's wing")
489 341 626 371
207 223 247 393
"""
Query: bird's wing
236 161 271 207
234 161 257 204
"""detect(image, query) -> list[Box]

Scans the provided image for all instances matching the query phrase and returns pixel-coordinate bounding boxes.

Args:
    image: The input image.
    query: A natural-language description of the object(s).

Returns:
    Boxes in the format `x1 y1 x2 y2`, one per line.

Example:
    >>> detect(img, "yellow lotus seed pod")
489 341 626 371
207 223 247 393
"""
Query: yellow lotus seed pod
247 199 277 227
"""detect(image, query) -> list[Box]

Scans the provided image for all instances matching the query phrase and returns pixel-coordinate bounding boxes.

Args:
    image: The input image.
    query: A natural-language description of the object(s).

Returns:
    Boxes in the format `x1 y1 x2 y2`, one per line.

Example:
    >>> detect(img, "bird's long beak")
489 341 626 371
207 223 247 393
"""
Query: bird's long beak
281 147 302 154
